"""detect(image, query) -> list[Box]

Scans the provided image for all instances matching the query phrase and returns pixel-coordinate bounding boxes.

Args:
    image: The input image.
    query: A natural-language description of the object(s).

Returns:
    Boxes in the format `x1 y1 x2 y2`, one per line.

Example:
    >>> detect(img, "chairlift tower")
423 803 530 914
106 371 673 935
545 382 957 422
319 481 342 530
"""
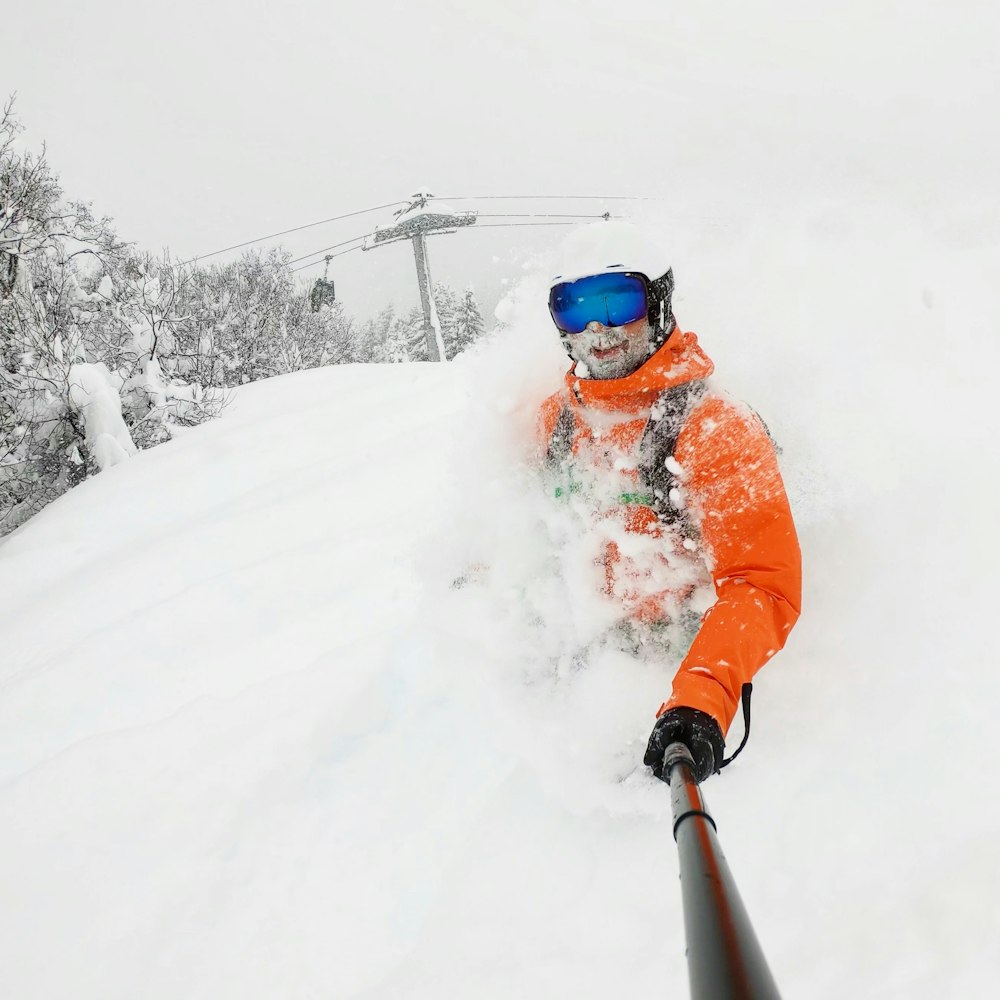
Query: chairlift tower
363 191 477 361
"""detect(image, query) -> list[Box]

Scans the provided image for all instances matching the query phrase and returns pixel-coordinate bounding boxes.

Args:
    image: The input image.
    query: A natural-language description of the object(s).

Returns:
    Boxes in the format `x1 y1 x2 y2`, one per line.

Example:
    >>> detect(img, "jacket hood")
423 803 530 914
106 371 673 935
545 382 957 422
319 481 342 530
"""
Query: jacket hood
564 327 714 414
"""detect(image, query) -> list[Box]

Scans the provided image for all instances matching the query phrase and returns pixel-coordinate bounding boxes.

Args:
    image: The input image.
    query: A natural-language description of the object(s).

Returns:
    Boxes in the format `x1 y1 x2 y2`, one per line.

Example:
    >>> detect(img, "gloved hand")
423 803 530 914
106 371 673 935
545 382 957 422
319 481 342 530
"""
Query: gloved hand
643 707 725 784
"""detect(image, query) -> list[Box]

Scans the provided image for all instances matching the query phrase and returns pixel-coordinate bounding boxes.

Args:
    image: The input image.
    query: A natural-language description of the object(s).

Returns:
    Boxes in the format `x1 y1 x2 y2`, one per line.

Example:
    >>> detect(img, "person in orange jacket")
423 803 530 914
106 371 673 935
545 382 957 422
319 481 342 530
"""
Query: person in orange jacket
539 221 801 783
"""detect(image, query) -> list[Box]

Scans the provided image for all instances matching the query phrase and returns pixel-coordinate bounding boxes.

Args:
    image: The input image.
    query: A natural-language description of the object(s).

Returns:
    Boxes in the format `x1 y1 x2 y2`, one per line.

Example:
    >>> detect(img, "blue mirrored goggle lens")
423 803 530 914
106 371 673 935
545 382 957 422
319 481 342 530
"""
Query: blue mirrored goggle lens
548 273 648 334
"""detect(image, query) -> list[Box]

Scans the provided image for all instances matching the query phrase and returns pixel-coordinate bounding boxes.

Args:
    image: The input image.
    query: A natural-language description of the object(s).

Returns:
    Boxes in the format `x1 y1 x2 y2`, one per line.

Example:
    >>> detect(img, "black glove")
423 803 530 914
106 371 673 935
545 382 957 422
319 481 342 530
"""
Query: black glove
643 707 725 784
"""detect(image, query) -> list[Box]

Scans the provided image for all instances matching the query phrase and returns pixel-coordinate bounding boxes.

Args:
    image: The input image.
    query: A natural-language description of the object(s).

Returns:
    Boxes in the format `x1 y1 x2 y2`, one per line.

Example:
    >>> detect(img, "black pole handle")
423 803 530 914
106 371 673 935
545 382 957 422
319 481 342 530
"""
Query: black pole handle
665 742 782 1000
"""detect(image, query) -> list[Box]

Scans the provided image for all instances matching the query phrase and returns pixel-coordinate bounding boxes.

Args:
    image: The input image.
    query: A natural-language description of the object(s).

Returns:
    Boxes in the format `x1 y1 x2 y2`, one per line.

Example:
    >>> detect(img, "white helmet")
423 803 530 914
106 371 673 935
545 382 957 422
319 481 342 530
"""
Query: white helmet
549 220 676 344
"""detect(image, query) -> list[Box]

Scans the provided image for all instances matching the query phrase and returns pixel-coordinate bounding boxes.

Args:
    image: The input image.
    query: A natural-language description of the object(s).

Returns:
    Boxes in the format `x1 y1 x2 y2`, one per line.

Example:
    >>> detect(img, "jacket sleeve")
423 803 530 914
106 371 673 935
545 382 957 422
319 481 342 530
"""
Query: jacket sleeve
659 395 802 734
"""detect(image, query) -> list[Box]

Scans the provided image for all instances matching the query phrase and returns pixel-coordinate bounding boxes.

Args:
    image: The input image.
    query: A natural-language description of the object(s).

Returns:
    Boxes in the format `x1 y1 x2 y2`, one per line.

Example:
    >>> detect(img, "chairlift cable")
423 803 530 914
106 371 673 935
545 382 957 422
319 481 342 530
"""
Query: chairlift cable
290 245 364 273
439 195 663 202
473 221 593 228
477 213 614 219
289 218 614 275
285 234 370 267
177 201 406 266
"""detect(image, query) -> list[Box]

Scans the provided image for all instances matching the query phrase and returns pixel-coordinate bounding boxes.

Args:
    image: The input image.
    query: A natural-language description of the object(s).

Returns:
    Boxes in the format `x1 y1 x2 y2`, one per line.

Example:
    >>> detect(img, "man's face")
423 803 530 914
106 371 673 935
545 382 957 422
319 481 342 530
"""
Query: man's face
561 316 656 380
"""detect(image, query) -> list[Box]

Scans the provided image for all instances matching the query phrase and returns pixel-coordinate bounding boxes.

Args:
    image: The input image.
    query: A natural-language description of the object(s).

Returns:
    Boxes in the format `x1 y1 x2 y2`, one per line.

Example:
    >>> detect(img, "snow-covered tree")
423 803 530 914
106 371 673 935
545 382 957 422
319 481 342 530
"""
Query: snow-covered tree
212 248 295 384
300 298 361 367
1 100 210 534
402 305 429 362
432 281 457 360
166 247 296 386
1 99 126 531
448 286 485 358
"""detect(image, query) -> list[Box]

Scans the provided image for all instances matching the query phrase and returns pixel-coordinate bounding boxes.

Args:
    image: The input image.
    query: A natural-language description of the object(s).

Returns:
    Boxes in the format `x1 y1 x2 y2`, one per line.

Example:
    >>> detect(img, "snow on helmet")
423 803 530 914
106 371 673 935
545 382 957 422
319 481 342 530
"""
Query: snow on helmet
550 220 676 346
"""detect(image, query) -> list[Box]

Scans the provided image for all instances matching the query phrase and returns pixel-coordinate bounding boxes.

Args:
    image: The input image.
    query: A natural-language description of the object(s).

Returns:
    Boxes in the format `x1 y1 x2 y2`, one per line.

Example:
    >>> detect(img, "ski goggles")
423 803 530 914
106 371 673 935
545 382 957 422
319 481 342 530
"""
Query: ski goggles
548 272 649 335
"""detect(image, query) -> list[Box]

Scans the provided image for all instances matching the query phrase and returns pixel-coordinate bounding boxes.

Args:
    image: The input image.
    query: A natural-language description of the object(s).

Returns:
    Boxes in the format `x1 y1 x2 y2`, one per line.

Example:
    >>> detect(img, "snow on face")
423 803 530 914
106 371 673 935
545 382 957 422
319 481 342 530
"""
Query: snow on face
562 316 656 380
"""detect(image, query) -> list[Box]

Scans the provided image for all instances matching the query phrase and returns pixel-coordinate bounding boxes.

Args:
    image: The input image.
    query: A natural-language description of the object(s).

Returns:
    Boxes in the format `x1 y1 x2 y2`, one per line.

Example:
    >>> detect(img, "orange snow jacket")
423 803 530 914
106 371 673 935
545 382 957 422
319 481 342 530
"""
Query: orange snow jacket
538 327 801 735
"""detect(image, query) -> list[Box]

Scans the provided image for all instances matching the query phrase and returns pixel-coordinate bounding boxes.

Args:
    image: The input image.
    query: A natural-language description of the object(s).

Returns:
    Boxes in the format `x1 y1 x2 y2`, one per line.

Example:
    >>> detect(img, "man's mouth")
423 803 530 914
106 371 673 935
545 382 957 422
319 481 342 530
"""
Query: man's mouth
592 342 625 359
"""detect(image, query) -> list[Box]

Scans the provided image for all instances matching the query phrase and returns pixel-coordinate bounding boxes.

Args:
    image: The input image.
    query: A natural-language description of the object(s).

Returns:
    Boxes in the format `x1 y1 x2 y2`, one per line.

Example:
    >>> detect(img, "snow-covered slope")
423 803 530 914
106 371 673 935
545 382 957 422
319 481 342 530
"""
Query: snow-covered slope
2 205 998 999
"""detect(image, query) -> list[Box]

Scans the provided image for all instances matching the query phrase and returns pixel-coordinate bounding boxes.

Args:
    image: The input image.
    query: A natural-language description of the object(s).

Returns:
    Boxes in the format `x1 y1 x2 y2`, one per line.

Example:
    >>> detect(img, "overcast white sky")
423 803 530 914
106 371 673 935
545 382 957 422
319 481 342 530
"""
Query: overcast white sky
6 1 999 320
